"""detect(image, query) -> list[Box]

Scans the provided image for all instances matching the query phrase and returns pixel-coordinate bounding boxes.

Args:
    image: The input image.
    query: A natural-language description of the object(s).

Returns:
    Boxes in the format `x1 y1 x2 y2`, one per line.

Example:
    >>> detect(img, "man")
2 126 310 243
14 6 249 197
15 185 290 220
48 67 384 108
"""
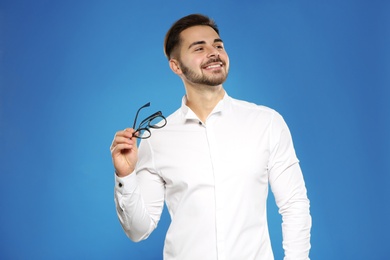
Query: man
110 14 311 260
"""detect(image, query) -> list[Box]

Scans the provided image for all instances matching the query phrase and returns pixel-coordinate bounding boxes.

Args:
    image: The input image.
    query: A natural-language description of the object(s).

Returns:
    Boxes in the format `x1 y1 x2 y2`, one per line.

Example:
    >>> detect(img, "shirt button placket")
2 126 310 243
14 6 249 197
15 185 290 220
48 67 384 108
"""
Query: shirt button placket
205 118 226 260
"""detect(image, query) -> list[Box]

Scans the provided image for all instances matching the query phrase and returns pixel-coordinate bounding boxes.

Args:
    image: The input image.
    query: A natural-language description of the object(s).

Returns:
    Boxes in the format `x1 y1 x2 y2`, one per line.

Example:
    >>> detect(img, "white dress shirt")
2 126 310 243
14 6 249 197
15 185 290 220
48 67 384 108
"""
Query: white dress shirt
114 93 311 260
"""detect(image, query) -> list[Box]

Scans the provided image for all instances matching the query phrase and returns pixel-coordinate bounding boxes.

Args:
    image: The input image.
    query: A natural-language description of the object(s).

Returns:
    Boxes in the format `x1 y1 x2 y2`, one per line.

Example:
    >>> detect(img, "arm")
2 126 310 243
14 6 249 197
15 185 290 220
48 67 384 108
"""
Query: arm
111 129 165 242
268 113 312 260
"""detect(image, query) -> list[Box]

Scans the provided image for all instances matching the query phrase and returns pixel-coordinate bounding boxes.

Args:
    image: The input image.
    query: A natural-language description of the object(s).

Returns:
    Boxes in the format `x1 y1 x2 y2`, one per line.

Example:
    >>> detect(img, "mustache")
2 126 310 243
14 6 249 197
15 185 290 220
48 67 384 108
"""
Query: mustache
202 57 225 67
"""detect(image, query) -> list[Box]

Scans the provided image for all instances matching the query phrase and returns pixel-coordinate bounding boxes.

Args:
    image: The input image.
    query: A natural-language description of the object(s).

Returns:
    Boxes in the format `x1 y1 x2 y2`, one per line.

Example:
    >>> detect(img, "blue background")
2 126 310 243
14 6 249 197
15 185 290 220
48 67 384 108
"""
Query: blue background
1 1 389 259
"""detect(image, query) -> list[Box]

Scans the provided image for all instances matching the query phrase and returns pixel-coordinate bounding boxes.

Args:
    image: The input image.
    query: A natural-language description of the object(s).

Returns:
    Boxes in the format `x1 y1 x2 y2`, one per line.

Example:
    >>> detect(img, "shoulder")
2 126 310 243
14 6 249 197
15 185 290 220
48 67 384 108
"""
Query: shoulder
227 96 290 129
228 96 278 118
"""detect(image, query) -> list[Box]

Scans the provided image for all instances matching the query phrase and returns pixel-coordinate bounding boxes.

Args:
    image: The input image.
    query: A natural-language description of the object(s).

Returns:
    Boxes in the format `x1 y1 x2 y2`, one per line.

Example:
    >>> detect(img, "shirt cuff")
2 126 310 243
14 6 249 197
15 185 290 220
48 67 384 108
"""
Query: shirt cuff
115 171 138 194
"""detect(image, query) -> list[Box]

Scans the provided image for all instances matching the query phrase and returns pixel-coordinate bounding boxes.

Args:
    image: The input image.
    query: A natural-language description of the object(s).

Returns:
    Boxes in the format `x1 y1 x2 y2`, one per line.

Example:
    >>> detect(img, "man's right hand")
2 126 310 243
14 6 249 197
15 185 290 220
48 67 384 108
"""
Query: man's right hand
110 128 138 177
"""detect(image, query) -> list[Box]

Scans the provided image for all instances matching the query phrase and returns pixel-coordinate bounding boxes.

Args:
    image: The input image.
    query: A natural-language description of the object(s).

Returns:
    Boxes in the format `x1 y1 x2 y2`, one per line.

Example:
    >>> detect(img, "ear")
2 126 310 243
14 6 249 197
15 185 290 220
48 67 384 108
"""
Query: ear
169 58 182 75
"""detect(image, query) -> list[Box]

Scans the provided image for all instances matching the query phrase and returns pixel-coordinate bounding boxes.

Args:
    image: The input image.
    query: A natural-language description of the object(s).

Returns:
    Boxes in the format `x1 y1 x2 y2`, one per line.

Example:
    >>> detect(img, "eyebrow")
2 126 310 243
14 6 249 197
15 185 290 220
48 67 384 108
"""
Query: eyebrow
188 38 223 49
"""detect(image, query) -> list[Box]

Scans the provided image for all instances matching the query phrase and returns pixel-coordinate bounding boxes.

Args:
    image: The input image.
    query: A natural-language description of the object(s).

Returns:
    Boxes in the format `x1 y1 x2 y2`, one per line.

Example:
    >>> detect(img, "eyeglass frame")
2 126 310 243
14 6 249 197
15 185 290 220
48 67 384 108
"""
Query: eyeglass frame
132 102 167 139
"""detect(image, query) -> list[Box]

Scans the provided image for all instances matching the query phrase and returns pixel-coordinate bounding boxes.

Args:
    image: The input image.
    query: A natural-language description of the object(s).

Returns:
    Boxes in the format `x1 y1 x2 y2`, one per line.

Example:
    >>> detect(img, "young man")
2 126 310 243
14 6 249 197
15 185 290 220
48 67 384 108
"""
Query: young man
110 14 311 260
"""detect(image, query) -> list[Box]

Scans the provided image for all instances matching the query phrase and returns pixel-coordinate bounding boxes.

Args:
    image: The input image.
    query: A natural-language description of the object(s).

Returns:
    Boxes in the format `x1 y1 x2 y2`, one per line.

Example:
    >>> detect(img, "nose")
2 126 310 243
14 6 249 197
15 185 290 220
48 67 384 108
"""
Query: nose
206 46 220 58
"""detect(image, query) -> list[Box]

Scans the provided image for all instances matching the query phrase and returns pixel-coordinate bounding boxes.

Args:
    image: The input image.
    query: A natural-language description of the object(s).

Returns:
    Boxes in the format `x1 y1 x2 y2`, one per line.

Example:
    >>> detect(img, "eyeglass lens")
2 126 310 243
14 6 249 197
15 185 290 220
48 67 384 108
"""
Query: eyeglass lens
132 103 167 139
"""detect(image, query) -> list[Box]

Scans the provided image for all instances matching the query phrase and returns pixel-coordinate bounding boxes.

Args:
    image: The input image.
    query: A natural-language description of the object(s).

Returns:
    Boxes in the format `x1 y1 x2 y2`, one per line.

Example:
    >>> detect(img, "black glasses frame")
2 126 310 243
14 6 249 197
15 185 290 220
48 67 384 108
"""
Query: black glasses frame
132 102 167 139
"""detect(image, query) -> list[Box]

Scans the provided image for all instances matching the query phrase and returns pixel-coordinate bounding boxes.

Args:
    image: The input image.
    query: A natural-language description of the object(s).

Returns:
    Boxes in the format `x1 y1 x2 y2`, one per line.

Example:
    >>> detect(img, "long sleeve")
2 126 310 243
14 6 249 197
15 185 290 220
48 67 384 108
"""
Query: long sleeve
268 112 312 260
114 139 165 242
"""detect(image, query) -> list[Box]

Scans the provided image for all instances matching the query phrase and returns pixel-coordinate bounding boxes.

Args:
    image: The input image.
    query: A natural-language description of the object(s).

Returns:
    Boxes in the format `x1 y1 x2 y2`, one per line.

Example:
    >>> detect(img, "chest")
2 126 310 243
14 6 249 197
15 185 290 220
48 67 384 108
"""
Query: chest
151 119 271 192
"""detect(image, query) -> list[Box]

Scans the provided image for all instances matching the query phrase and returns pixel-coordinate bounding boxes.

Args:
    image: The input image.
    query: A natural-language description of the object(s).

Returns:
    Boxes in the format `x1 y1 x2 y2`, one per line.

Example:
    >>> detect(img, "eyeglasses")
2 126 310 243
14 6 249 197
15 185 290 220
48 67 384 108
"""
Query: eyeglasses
132 102 167 139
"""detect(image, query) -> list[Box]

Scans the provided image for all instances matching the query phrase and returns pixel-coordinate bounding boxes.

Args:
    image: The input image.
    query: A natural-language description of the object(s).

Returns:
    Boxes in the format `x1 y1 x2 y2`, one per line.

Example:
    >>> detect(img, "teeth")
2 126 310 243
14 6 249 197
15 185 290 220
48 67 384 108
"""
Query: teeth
206 64 222 69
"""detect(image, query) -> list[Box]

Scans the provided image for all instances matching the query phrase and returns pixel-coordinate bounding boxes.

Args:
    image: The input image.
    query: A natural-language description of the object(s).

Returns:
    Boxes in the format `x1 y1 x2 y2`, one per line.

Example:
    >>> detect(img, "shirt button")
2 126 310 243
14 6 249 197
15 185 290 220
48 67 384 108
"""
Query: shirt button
118 182 123 188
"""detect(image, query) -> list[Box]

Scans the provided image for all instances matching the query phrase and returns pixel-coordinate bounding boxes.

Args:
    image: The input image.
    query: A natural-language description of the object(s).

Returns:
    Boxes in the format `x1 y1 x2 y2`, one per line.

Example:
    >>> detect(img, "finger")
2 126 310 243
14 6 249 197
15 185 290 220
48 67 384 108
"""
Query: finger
114 128 136 139
111 136 130 151
132 130 140 138
115 129 134 138
111 143 134 154
113 137 136 149
112 129 138 144
123 128 137 136
114 135 136 145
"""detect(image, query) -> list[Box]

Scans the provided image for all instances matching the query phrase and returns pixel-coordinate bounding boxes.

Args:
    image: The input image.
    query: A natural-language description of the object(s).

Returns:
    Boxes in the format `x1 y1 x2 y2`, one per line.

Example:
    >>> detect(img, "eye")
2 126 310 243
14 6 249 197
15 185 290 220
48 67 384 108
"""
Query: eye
216 45 224 50
195 47 204 52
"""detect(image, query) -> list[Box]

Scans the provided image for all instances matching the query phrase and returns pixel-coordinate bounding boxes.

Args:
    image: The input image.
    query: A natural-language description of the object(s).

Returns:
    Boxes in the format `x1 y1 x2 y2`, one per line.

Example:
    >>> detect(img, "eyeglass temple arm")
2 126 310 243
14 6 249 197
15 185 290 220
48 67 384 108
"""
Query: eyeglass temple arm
132 102 151 129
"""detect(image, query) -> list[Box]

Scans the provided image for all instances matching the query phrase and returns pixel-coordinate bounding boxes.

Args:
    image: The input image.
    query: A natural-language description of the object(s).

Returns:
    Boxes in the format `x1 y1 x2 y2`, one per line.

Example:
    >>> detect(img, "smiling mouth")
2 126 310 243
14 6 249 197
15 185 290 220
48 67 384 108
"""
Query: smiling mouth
203 62 223 70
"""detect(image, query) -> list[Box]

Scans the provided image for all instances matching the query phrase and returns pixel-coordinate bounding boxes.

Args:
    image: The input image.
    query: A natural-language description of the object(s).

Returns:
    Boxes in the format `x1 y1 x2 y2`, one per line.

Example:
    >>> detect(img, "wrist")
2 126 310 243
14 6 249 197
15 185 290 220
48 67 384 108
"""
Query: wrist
115 169 134 178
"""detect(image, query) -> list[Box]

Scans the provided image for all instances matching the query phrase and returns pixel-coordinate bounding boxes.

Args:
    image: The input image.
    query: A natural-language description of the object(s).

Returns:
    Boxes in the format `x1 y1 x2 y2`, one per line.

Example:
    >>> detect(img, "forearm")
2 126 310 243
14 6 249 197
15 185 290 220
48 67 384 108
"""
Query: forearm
279 193 311 259
271 163 312 259
114 173 163 242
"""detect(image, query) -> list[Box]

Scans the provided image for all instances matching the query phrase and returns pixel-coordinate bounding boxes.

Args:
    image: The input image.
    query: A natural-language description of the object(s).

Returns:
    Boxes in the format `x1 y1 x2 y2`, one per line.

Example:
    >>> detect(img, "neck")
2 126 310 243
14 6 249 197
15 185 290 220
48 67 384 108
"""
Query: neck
184 83 225 122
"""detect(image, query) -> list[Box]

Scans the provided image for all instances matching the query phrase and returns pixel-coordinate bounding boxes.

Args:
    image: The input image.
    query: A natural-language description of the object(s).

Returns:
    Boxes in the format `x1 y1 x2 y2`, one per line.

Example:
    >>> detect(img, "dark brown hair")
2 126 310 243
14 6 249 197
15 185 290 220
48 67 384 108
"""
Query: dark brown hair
164 14 219 60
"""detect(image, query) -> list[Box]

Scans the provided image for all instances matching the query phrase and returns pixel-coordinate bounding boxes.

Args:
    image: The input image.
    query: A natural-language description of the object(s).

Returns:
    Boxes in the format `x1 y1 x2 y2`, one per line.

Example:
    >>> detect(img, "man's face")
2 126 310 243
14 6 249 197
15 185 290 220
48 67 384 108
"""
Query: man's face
174 25 230 87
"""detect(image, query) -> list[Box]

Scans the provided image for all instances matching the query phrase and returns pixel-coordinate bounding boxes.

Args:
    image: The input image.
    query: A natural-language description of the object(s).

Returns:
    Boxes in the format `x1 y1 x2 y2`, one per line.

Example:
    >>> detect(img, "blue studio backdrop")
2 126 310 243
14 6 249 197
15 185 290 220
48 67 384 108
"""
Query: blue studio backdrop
1 1 389 259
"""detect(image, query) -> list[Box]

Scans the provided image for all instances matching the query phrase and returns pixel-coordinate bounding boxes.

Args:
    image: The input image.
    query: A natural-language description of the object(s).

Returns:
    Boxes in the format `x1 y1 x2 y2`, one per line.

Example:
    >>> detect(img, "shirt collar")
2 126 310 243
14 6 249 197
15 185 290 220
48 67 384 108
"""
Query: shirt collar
180 92 230 121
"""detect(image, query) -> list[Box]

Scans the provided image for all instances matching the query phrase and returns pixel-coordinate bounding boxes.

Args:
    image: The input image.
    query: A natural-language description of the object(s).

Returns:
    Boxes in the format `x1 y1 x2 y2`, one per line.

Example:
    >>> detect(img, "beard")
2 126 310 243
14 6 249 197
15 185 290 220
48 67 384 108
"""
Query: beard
178 58 228 87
